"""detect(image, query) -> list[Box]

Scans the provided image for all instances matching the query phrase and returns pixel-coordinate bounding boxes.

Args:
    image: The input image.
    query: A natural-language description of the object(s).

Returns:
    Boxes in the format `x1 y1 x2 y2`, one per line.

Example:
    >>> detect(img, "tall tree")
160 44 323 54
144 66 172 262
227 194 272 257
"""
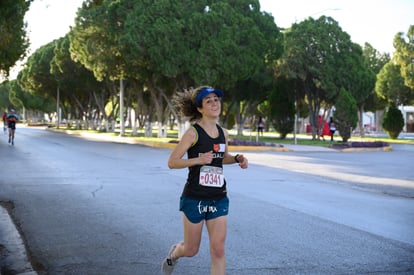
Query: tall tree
122 0 282 135
347 43 376 137
70 0 129 81
268 77 295 138
121 0 198 135
393 25 414 90
363 43 390 74
9 80 55 114
333 89 358 142
70 0 136 135
0 82 12 110
362 43 390 133
362 43 390 112
375 62 412 106
51 36 109 128
275 16 362 139
229 66 276 134
0 0 32 78
17 42 58 100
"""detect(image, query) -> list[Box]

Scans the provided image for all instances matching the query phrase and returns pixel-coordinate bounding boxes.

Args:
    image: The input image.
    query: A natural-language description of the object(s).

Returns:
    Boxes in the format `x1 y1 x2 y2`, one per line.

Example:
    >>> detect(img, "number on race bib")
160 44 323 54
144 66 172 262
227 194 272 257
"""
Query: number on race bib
199 166 224 188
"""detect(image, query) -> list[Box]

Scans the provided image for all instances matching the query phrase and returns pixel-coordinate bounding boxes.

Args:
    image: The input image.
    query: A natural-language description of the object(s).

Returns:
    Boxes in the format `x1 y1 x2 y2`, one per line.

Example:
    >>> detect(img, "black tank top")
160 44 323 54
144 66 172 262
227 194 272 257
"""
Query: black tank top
182 123 227 200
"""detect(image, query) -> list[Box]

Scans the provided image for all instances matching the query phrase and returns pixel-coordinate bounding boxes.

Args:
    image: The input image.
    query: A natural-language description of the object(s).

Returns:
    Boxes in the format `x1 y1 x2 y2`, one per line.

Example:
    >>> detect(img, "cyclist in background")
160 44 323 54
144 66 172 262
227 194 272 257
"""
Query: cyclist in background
7 109 19 145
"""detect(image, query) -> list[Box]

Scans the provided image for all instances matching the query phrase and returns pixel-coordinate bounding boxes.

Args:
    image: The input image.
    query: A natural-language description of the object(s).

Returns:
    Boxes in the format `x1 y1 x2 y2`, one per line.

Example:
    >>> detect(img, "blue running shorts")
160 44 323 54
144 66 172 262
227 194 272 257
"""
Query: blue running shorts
180 196 229 224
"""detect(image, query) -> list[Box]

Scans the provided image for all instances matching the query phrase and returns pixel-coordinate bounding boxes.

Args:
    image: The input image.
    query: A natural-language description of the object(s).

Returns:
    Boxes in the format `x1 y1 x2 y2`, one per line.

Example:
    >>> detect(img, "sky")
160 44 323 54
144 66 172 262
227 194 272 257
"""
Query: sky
11 0 413 78
9 0 84 79
23 0 85 55
259 0 413 54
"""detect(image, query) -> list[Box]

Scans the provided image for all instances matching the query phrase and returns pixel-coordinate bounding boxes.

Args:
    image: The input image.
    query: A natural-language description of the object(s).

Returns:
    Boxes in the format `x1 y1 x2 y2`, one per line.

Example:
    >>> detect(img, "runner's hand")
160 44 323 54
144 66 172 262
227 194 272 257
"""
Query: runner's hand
199 151 213 165
236 154 248 169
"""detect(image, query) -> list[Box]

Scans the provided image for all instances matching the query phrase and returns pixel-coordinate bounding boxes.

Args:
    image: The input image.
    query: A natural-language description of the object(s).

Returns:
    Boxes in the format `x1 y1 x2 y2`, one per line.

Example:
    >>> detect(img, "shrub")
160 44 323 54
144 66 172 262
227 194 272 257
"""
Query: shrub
382 105 404 139
268 79 295 139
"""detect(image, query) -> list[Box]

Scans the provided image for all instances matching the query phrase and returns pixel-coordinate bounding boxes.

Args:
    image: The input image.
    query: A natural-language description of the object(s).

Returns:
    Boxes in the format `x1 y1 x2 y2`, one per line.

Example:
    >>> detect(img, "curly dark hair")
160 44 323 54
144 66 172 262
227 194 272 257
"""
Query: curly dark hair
172 86 210 122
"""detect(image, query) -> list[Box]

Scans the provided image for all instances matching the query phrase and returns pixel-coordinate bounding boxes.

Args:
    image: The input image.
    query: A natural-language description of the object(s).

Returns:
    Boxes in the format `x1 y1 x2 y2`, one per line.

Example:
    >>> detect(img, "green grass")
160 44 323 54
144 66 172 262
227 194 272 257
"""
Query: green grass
48 125 414 146
235 132 414 145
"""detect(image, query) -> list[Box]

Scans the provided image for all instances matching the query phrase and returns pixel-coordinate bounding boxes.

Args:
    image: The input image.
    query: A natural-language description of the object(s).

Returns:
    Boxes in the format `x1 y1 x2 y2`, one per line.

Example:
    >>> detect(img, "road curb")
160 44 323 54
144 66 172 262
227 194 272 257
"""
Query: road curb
0 203 37 275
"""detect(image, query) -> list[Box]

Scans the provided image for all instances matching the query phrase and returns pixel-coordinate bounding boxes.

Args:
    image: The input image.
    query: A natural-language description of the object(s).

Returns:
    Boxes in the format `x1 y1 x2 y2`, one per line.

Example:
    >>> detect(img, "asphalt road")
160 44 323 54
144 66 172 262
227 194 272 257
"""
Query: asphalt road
1 127 413 275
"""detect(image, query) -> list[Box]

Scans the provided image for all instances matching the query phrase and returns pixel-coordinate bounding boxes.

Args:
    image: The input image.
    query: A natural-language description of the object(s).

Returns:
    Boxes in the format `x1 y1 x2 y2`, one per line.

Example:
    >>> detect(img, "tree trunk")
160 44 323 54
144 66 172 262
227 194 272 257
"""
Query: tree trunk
358 104 365 138
119 79 125 136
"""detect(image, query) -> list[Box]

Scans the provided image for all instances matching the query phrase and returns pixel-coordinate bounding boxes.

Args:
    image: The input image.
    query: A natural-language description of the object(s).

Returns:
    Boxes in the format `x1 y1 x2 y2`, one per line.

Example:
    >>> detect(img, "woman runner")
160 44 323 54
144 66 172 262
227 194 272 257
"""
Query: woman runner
161 86 248 275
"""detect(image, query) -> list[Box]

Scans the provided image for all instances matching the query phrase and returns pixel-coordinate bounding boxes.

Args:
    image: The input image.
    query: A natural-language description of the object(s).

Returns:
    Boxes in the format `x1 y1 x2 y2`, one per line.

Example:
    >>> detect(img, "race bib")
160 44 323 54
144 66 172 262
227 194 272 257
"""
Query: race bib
199 166 224 188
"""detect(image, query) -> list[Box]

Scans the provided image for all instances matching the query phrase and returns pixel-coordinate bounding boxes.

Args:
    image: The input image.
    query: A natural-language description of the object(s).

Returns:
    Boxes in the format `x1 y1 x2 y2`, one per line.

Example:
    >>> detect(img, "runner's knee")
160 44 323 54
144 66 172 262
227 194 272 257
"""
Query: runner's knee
210 244 225 259
183 244 199 257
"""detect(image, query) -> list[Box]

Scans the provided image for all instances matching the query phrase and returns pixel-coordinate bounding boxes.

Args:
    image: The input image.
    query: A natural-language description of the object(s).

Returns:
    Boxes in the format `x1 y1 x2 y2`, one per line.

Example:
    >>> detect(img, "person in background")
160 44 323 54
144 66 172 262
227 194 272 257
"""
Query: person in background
318 115 331 141
257 116 264 136
7 109 19 145
329 117 336 141
161 86 248 275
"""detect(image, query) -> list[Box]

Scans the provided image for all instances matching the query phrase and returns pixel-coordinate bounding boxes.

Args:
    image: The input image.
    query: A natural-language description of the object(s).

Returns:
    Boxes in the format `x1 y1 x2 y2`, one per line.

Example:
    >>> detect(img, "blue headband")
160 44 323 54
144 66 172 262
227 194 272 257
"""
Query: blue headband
195 87 223 106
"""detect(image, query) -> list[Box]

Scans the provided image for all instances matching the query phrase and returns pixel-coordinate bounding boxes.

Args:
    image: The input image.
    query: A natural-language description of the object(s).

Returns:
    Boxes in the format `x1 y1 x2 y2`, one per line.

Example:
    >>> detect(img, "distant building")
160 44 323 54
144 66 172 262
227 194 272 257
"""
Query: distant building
299 105 414 135
400 105 414 132
363 105 414 133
